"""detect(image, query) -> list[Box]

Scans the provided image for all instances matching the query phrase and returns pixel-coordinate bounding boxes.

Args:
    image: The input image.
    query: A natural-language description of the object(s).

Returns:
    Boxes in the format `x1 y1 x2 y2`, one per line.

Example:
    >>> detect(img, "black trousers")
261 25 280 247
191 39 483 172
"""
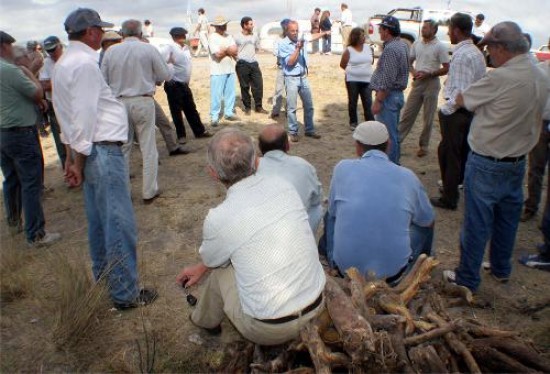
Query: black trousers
163 80 206 139
437 108 473 206
345 81 374 126
235 60 263 110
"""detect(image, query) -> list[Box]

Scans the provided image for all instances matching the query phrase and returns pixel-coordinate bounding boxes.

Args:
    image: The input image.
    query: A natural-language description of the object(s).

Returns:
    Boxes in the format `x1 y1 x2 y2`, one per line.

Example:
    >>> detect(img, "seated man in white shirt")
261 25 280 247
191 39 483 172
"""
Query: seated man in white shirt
176 128 326 345
257 124 323 233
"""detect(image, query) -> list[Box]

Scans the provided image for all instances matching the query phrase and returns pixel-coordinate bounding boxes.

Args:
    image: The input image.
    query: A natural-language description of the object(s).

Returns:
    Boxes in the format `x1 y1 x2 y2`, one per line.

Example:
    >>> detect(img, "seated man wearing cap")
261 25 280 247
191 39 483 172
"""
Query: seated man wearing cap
176 128 325 345
39 35 67 168
323 121 434 284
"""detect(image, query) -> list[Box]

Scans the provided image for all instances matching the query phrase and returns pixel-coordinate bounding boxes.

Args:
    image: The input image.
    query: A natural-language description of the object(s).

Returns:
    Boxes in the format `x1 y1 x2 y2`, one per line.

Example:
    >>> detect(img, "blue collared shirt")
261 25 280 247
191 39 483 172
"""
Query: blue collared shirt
278 36 308 76
326 150 434 278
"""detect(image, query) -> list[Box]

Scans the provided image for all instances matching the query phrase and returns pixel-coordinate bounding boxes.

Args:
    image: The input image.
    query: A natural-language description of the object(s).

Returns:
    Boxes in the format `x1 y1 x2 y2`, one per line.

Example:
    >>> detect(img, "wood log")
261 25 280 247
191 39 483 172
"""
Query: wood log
389 321 415 374
284 368 315 374
427 313 481 374
462 322 518 338
470 345 538 373
433 343 459 373
346 267 370 319
392 254 428 293
403 324 455 346
223 341 255 373
409 345 449 373
363 280 389 301
249 349 289 373
325 276 376 363
440 281 473 305
377 293 415 335
370 314 406 331
300 320 349 374
413 320 437 332
471 338 550 372
400 257 439 305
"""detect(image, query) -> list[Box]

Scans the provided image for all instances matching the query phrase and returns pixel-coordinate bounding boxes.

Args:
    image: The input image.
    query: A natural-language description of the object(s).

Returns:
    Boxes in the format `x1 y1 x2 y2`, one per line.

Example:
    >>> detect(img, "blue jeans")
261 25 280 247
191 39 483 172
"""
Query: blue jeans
83 144 139 304
0 127 45 242
375 90 404 164
210 73 236 122
285 76 315 135
457 152 525 291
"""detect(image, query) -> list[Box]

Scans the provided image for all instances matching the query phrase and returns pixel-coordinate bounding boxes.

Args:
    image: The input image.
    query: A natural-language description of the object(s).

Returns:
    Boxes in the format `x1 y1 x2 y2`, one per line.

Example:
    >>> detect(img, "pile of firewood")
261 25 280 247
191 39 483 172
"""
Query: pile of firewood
218 255 550 373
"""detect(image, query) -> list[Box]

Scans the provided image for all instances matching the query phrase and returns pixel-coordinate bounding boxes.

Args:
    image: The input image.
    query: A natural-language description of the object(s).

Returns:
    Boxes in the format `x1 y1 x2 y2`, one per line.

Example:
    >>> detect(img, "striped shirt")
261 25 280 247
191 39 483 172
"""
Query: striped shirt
370 37 409 92
199 174 326 319
441 39 485 115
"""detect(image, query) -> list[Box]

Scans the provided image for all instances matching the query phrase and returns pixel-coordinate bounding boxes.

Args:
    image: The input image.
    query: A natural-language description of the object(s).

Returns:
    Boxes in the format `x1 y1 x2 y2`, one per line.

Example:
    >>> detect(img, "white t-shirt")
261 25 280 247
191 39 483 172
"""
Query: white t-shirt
197 14 209 33
345 44 373 82
208 32 236 75
39 56 55 100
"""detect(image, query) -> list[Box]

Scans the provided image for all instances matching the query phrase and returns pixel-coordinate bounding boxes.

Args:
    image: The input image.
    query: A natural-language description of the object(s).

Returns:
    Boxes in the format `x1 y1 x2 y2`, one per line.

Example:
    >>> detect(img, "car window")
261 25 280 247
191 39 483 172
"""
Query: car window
392 10 415 21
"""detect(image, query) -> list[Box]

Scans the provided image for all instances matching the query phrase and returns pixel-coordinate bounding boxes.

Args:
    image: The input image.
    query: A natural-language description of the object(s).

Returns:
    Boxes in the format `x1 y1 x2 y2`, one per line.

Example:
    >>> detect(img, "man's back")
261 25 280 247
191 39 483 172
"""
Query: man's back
199 174 325 320
101 37 170 97
0 59 37 128
329 150 433 278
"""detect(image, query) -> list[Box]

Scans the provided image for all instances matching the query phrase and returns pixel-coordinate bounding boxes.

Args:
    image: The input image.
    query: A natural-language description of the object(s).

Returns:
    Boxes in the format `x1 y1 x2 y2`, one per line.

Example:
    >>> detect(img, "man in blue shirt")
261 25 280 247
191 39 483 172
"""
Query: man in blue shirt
323 121 434 283
278 20 326 142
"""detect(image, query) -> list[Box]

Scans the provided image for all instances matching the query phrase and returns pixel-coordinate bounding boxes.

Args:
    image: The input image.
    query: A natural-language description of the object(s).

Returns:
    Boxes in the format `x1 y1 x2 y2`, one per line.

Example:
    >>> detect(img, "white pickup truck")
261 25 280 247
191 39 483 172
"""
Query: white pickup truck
367 7 477 56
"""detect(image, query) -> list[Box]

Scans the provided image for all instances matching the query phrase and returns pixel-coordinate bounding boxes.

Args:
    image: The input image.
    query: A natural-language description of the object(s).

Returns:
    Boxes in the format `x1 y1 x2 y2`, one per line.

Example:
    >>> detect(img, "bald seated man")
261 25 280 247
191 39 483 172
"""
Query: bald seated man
257 124 323 233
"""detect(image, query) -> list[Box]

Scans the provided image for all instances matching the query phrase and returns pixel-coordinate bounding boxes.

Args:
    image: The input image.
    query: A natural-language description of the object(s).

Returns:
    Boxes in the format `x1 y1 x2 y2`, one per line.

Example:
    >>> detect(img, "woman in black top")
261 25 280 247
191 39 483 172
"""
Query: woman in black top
320 10 332 54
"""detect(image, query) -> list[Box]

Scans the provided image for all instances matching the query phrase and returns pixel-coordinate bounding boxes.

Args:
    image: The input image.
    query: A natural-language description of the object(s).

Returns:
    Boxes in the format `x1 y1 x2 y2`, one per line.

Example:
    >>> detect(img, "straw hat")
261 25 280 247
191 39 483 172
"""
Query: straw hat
211 15 229 26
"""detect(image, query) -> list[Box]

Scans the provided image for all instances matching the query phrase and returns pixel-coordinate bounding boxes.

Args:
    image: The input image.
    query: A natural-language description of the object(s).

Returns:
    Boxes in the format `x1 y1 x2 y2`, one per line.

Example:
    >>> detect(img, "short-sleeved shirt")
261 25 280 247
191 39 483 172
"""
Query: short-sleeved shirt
464 53 550 158
199 174 326 319
234 32 260 63
39 56 56 100
278 36 308 76
370 37 409 92
197 14 209 32
0 59 38 129
327 150 434 278
411 37 449 73
208 32 236 75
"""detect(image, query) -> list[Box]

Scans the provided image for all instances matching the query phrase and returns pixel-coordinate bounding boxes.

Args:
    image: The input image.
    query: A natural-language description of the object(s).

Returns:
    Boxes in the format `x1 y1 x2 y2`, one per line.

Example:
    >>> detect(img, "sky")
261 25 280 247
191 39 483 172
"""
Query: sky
0 0 548 49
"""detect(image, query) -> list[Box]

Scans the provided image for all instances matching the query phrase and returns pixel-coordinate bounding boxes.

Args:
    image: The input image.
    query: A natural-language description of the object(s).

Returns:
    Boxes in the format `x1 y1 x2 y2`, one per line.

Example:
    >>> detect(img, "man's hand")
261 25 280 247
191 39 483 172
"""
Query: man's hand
372 100 383 116
38 99 49 112
415 70 430 80
176 262 209 287
226 45 238 58
64 163 83 187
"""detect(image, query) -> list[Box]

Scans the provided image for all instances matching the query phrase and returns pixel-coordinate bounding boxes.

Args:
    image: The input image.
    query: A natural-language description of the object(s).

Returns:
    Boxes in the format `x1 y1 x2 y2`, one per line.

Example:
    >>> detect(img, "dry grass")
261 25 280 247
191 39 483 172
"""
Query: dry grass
0 239 33 303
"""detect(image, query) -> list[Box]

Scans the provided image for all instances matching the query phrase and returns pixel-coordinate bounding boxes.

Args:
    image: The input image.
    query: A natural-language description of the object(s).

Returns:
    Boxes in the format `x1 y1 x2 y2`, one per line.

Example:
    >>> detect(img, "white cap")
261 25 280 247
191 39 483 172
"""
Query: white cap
352 121 389 145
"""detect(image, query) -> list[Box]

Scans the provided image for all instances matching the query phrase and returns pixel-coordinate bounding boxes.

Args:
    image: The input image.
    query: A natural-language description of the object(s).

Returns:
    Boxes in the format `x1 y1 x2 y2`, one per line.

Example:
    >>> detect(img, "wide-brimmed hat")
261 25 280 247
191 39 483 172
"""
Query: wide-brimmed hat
101 30 122 44
64 8 114 34
211 15 229 27
353 121 389 146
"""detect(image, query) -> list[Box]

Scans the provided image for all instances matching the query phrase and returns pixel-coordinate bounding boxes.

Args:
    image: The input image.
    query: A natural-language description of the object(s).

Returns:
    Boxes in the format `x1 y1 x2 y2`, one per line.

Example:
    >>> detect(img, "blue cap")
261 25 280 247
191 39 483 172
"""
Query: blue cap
380 16 401 34
64 8 113 34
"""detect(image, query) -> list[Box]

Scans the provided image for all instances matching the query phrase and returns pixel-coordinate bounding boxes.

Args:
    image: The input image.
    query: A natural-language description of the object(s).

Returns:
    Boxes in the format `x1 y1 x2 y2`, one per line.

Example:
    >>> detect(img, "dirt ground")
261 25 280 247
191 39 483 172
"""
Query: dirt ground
1 52 548 372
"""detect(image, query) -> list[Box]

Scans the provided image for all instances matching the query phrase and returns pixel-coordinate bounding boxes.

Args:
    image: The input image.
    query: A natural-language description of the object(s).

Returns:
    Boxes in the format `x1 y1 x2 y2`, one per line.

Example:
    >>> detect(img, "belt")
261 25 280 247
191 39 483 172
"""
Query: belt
285 74 305 78
95 141 123 147
472 151 525 163
256 293 323 325
0 126 35 133
117 94 153 99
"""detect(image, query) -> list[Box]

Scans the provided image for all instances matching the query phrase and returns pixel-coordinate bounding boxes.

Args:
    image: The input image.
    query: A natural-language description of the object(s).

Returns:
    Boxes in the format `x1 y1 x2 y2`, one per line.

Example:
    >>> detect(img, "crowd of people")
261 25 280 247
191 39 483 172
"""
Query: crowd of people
1 4 550 346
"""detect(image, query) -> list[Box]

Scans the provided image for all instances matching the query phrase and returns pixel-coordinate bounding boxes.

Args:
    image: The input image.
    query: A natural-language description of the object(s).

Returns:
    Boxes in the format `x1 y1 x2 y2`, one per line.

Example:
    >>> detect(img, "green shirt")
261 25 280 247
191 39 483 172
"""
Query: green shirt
0 58 38 128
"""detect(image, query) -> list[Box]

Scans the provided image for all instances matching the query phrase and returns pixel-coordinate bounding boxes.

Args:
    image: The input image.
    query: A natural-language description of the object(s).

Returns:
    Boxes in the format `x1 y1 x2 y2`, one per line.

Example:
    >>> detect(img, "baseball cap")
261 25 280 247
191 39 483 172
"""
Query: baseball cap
0 31 16 44
379 16 401 34
211 15 229 27
478 22 524 47
43 36 61 51
64 8 114 34
280 18 291 28
169 27 188 37
352 121 389 146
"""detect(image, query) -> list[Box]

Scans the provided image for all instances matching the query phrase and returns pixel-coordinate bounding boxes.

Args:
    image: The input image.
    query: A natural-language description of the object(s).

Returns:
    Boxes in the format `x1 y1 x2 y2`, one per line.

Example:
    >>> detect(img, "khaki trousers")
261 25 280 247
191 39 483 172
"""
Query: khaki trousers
120 96 159 200
398 77 441 148
191 265 324 346
341 26 352 48
153 99 179 153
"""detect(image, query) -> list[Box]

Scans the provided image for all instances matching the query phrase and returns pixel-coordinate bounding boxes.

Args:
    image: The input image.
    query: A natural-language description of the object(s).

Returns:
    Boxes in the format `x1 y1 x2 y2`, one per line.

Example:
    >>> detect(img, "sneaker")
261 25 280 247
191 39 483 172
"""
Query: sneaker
481 262 509 282
437 179 463 190
178 137 187 145
350 123 357 130
270 112 280 119
143 191 161 205
443 270 456 283
169 147 190 156
8 221 23 236
417 147 428 157
224 115 240 122
114 288 158 310
289 134 299 143
197 130 213 138
520 210 536 222
210 121 219 128
28 231 61 247
430 197 457 210
255 107 269 114
305 132 321 139
518 253 550 272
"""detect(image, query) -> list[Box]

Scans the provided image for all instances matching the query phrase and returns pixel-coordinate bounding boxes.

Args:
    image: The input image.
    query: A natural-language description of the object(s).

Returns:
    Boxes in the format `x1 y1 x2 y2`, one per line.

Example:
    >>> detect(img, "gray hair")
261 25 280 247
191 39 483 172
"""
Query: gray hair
489 21 529 54
12 45 28 60
121 19 142 37
207 128 256 185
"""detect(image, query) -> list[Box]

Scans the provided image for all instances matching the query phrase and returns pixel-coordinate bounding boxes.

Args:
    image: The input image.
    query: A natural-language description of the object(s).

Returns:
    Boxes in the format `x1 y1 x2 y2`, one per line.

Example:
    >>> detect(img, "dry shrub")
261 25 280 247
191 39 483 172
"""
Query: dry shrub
0 243 33 303
48 251 109 349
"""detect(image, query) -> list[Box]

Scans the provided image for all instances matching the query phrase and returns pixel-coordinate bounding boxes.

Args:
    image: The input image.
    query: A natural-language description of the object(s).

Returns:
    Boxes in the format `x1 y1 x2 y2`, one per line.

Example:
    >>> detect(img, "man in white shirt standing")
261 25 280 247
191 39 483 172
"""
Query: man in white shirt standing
194 8 209 57
257 124 323 233
163 27 212 143
101 19 171 204
176 128 325 345
398 20 450 158
53 8 157 309
340 3 353 48
472 14 489 39
207 16 239 126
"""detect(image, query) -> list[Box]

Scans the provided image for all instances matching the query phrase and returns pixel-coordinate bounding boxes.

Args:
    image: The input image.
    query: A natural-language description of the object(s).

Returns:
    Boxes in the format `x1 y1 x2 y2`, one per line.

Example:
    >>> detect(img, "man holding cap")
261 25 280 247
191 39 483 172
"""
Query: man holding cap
0 31 61 246
52 8 157 309
323 121 434 284
370 16 409 164
444 22 550 291
163 27 211 143
39 35 67 168
207 15 239 126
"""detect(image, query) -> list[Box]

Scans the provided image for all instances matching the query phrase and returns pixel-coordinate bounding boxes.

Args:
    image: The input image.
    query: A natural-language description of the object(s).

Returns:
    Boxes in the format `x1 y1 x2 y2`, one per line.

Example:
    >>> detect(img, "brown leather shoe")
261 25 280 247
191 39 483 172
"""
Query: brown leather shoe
305 132 321 139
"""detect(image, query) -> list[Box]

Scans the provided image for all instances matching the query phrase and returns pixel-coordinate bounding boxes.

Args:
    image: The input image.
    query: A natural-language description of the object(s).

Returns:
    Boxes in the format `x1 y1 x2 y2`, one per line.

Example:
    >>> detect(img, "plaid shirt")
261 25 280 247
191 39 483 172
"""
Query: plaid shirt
441 39 486 115
371 37 409 92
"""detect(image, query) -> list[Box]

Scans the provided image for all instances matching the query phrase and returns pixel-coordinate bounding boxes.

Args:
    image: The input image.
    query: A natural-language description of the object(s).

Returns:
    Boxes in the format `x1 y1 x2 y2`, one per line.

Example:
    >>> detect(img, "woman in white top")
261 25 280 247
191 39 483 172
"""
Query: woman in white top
339 27 374 129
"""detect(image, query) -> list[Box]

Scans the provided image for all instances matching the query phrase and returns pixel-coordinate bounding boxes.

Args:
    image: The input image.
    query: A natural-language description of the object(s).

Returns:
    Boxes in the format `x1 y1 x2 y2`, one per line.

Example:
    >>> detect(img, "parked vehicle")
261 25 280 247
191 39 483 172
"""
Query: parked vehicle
367 7 479 56
535 45 550 62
